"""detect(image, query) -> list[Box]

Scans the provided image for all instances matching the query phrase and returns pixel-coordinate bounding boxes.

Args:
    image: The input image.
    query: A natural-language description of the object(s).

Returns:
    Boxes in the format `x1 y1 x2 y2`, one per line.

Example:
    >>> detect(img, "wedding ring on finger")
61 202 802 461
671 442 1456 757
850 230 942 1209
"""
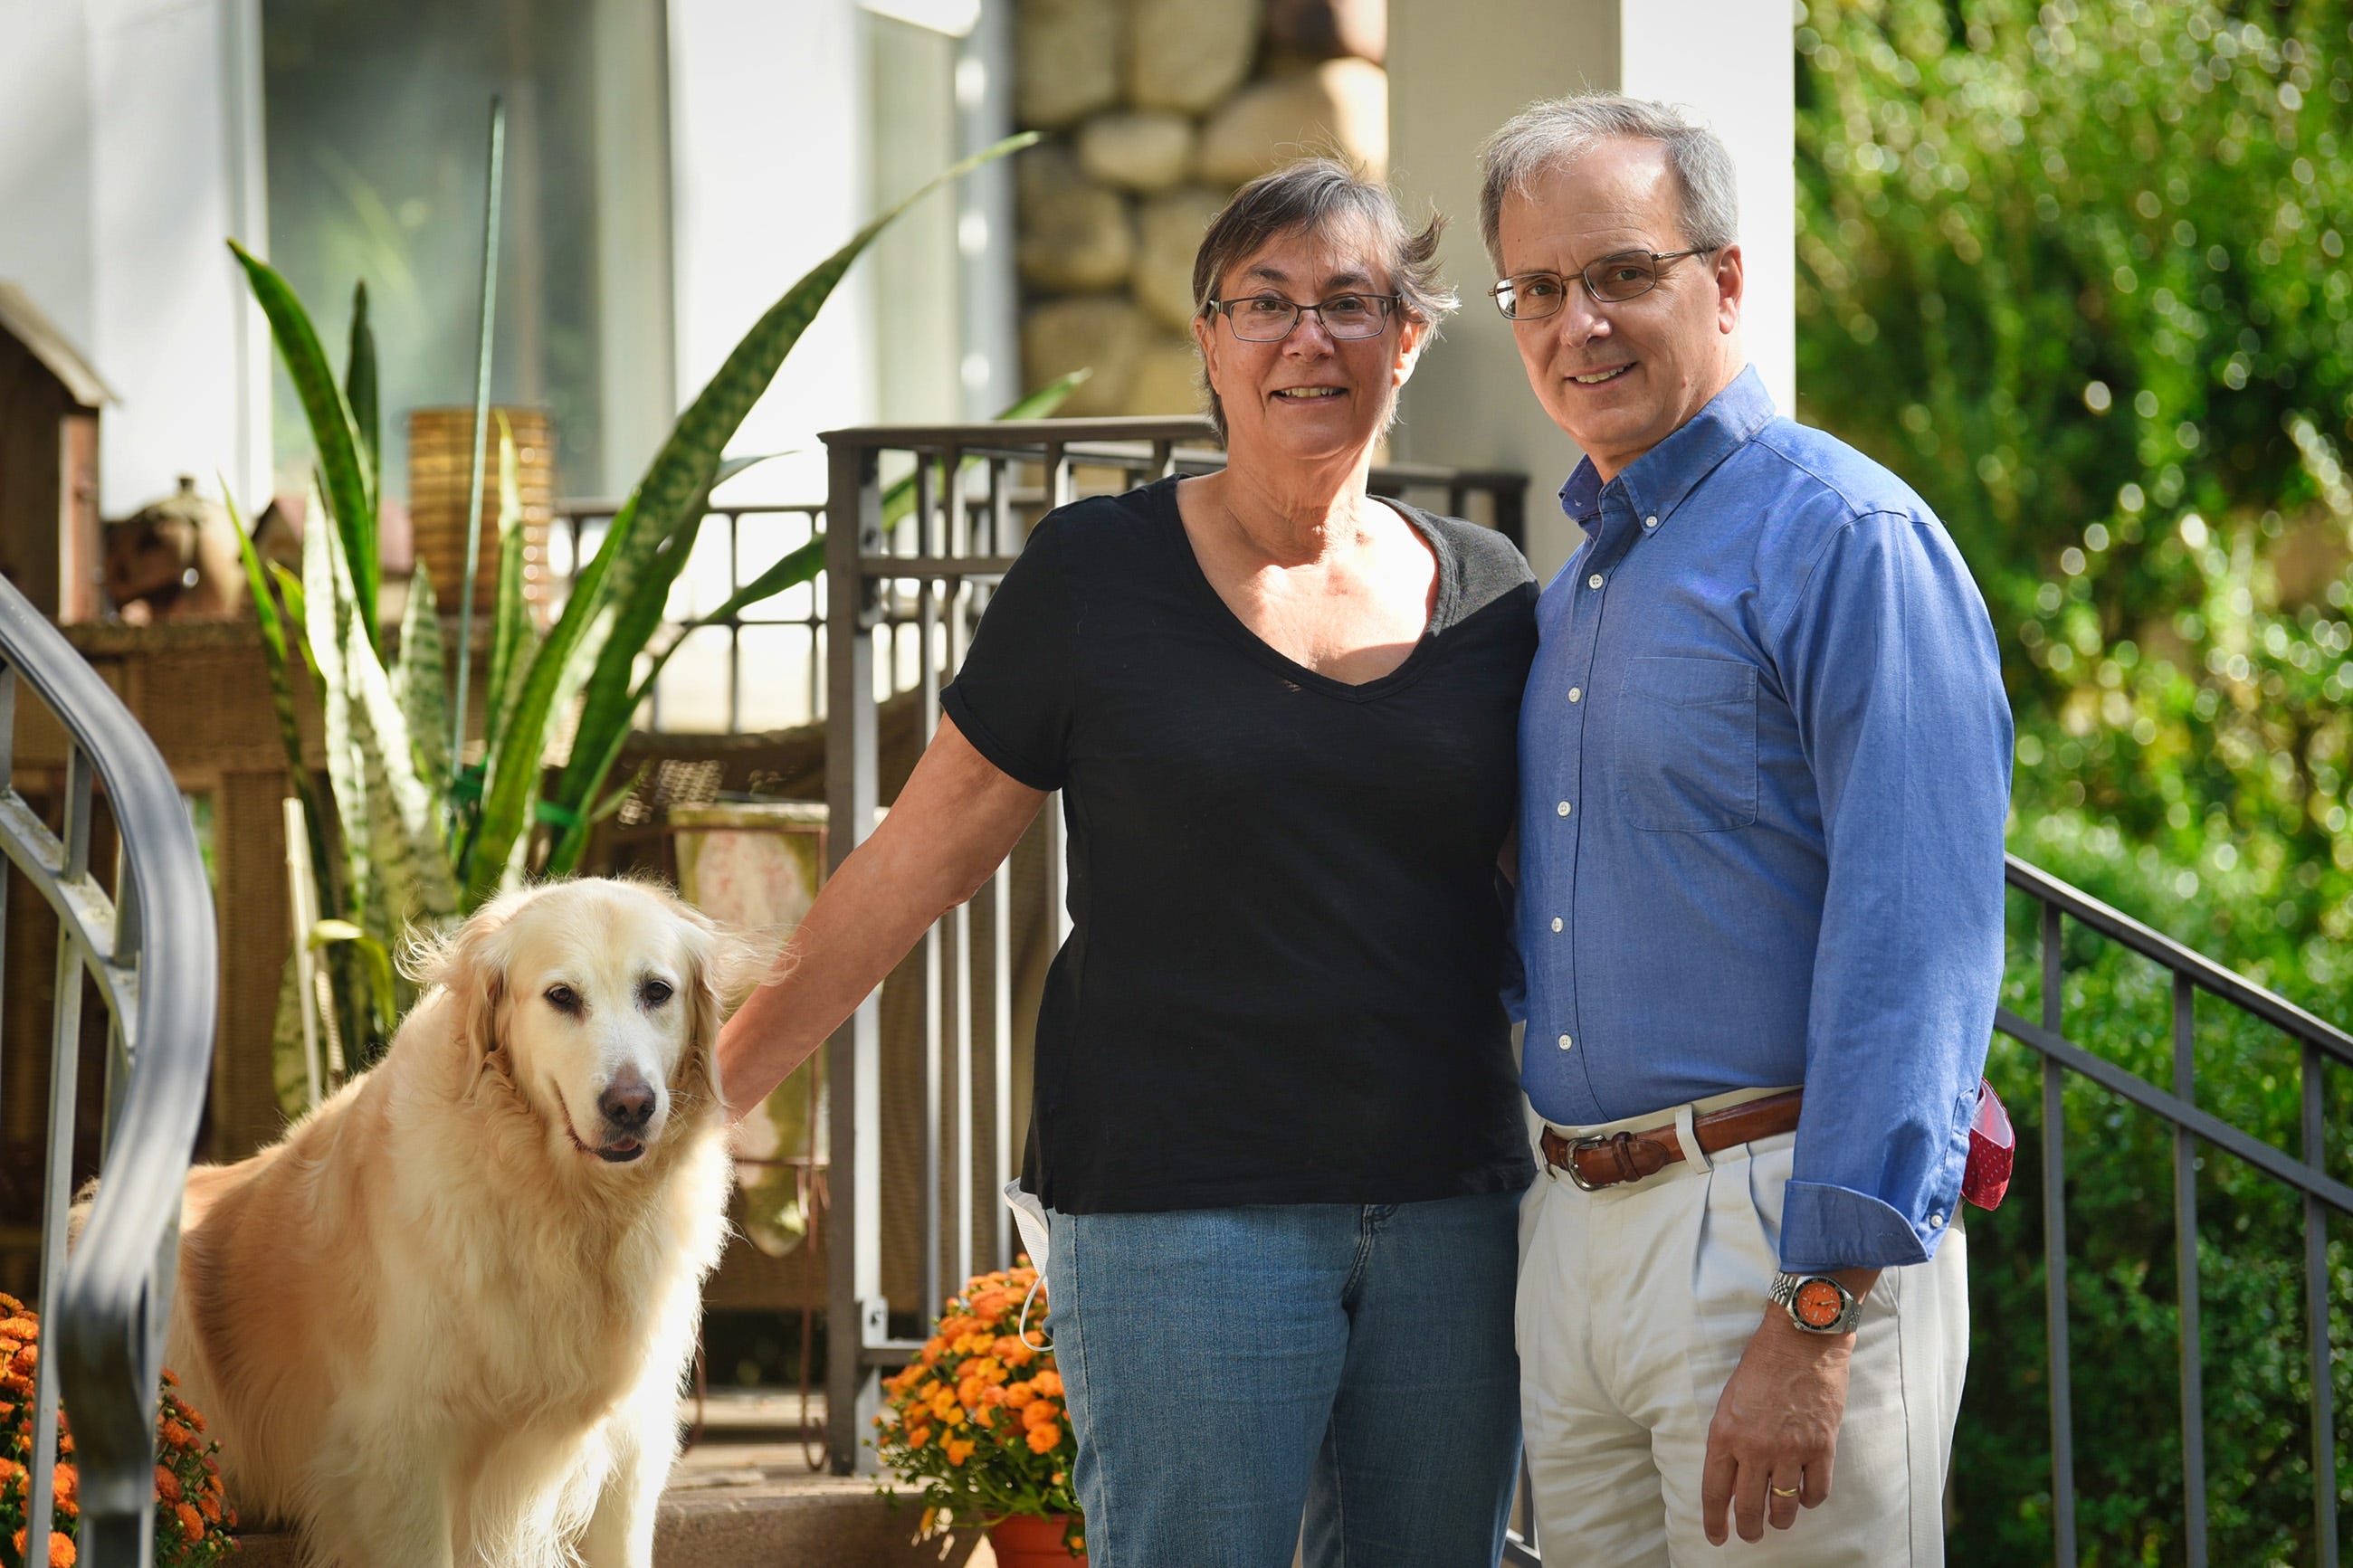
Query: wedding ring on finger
1770 1484 1802 1498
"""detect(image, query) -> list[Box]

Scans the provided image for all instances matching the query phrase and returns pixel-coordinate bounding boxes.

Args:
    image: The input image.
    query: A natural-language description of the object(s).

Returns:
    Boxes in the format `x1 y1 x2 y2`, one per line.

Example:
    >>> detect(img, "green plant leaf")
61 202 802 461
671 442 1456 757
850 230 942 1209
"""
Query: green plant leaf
540 532 828 875
466 130 1039 904
226 480 342 915
396 557 451 790
230 239 379 649
303 478 372 926
482 412 534 763
307 918 396 1041
348 279 379 503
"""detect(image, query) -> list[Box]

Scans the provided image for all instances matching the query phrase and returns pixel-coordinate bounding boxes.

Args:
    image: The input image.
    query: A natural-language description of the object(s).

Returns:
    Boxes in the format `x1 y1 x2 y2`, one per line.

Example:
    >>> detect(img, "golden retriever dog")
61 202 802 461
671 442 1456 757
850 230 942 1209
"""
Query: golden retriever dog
164 879 764 1567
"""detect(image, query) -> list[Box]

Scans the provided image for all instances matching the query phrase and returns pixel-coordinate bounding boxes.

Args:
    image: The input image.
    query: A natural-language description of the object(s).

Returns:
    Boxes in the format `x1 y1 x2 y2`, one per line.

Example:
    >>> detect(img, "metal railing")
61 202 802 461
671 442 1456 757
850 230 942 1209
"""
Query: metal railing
814 414 1528 1472
1997 853 2347 1567
557 439 1525 740
0 576 216 1567
1496 853 2349 1567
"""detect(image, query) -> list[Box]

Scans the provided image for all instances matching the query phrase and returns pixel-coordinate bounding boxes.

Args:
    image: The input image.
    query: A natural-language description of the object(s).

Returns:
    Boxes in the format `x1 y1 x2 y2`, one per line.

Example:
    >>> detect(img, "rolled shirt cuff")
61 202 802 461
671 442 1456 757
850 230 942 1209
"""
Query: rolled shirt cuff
1778 1178 1958 1271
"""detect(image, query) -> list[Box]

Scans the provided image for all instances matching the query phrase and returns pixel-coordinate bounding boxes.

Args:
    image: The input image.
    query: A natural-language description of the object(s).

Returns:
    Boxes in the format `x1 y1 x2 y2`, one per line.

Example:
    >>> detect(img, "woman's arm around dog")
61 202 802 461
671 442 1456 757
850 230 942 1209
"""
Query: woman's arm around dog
716 713 1046 1116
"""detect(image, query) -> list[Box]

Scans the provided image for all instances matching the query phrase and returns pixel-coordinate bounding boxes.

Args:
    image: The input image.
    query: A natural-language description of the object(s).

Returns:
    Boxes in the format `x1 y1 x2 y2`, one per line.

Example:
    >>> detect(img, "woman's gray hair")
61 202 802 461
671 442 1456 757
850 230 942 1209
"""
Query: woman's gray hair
1476 94 1739 273
1189 157 1458 442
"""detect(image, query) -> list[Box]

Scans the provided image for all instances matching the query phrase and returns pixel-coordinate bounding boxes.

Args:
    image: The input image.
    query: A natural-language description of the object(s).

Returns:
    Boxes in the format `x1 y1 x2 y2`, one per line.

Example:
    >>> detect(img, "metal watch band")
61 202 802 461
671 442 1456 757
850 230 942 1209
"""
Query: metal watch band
1770 1270 1863 1335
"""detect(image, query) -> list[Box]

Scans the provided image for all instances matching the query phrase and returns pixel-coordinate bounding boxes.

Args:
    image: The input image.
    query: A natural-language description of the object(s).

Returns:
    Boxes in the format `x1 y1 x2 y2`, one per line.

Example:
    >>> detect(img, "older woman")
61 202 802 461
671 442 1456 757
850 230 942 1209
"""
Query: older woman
718 159 1534 1566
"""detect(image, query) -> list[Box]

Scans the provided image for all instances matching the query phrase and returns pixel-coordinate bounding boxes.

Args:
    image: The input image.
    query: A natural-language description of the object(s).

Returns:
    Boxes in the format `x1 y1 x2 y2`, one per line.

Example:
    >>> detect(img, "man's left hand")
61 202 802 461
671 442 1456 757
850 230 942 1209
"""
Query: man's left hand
1700 1269 1877 1545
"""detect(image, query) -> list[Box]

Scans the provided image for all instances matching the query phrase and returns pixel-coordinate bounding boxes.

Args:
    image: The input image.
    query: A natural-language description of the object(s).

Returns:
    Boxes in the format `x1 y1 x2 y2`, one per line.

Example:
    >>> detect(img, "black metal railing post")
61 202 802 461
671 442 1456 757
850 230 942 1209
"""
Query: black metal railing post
1998 855 2349 1568
2040 898 2080 1564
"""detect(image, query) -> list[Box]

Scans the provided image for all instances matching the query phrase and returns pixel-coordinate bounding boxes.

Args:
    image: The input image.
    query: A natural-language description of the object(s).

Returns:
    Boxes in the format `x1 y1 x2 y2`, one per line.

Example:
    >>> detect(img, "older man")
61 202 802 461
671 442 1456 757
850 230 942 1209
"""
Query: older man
1482 94 2010 1564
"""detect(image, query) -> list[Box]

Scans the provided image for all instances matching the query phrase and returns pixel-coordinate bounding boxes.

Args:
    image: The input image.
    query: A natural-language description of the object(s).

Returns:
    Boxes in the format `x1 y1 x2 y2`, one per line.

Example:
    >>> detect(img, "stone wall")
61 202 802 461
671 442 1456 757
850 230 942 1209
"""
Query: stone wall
1015 0 1387 420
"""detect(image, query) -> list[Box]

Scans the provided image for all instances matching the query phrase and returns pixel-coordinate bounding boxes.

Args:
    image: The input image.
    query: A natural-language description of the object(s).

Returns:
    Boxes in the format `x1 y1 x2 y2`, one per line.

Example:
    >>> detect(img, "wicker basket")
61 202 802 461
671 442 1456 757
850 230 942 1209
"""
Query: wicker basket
405 406 555 622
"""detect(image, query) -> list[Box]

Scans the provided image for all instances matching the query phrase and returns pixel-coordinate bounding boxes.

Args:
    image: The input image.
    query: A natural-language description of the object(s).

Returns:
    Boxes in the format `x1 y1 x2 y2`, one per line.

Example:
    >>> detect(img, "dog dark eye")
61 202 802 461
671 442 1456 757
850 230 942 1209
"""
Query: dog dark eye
544 984 582 1015
640 979 674 1008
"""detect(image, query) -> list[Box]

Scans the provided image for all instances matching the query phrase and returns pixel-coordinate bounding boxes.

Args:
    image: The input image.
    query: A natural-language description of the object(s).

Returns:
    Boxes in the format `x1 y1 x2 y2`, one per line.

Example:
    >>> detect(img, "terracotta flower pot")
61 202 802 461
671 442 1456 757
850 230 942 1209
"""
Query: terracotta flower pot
987 1513 1088 1565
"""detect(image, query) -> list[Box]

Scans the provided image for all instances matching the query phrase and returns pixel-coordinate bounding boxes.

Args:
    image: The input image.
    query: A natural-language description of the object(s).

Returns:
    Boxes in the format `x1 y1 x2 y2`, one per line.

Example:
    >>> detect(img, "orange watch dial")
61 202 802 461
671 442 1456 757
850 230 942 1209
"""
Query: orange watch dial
1793 1278 1846 1328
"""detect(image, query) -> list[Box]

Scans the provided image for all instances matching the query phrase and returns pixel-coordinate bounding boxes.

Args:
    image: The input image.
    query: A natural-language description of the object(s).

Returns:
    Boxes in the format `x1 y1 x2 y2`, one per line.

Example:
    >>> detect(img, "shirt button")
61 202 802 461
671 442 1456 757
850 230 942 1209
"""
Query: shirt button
1556 800 1572 816
1550 917 1563 933
1929 1212 1946 1229
1557 1034 1573 1050
1643 514 1658 529
1587 573 1605 589
1567 687 1582 702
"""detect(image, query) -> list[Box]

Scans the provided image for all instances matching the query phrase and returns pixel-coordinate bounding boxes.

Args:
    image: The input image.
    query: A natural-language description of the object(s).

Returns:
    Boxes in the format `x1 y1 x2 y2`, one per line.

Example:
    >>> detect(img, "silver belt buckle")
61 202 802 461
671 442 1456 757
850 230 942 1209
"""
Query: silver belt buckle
1562 1133 1618 1192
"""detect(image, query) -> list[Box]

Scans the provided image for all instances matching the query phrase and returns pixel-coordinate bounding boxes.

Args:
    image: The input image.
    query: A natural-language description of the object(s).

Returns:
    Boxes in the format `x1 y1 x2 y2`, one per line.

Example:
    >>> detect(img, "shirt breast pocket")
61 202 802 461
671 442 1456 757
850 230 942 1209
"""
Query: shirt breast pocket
1615 655 1758 833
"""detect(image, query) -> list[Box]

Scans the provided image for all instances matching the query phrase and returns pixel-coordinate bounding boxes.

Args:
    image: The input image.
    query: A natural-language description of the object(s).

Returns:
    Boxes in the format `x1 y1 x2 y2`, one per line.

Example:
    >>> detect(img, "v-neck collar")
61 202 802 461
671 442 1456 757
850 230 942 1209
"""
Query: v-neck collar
1153 477 1458 703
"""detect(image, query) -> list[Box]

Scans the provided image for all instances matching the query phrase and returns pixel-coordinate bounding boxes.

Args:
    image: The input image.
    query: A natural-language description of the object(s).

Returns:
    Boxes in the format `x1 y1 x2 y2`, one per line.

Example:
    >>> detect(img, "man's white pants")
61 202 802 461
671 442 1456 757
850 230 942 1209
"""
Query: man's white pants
1517 1091 1968 1566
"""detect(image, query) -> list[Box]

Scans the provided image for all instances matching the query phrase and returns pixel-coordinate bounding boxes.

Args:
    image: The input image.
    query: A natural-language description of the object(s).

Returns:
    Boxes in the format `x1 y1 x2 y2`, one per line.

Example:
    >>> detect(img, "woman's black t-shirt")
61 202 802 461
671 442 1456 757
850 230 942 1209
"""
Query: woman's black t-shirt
940 475 1538 1213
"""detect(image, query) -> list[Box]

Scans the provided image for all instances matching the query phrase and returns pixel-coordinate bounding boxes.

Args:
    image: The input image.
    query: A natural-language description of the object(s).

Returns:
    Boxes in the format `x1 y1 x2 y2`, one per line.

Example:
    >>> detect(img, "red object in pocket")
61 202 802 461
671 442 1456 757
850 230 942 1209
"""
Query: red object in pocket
1961 1079 2014 1211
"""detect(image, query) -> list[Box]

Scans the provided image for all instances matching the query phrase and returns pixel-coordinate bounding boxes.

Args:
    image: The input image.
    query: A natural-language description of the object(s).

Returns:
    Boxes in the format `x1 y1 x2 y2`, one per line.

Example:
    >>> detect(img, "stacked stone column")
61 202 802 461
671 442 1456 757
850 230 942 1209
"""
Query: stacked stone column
1015 0 1389 420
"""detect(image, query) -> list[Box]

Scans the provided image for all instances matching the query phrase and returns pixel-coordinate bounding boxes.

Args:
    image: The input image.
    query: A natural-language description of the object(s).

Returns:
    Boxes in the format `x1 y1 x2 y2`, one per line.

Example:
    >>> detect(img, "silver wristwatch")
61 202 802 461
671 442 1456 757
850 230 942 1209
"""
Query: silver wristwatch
1770 1271 1862 1335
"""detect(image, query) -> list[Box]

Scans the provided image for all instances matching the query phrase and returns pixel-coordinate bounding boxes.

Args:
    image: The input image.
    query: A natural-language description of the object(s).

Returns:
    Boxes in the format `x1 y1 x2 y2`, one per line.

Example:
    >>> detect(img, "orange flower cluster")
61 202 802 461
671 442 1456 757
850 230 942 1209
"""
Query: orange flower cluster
871 1262 1082 1551
0 1294 235 1568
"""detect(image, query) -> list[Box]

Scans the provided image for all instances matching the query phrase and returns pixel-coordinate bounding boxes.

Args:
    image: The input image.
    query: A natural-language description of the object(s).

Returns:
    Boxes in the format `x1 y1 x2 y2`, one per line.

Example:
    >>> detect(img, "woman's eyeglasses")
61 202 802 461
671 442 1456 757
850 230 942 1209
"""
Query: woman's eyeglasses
1205 293 1404 342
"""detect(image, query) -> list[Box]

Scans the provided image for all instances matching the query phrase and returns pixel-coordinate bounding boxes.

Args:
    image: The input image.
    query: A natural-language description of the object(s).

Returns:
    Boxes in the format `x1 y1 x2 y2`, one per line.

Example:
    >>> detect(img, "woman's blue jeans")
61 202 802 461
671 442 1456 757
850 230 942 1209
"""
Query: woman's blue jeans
1043 1190 1522 1568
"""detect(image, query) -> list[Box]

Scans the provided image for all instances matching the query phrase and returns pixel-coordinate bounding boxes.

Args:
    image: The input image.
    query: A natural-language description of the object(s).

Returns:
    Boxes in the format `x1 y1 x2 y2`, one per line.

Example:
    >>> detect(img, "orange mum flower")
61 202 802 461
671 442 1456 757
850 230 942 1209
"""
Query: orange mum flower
1025 1423 1062 1453
1022 1400 1060 1430
175 1498 204 1539
944 1438 976 1466
198 1490 221 1523
1003 1382 1035 1410
1031 1370 1063 1398
156 1464 184 1502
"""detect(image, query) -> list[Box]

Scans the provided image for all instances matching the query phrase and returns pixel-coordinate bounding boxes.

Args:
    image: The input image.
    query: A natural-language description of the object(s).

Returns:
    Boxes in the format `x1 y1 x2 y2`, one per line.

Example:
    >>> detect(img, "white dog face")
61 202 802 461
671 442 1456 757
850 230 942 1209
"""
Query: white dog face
453 881 730 1170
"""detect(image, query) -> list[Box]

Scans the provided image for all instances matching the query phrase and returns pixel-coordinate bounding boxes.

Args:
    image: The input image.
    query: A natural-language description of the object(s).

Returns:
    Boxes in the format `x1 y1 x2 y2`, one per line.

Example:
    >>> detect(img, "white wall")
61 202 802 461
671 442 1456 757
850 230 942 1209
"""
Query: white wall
89 0 271 513
0 0 270 517
0 2 99 354
1388 0 1794 580
668 0 873 505
1621 0 1795 418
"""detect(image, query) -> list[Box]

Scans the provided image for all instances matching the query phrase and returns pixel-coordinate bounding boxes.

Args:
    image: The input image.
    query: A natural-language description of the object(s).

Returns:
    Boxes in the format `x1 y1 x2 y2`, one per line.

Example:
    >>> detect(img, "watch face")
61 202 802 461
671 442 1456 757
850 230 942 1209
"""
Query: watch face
1793 1278 1847 1329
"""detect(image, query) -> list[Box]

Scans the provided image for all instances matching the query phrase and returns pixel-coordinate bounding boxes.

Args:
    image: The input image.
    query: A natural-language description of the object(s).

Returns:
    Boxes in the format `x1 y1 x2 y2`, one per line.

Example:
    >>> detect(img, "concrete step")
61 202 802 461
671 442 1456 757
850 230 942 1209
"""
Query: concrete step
225 1433 993 1567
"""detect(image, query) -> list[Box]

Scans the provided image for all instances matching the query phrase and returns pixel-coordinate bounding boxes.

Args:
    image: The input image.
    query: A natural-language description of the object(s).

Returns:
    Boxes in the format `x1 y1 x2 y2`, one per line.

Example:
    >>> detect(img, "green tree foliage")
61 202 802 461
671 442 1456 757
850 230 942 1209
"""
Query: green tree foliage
1795 2 2352 1560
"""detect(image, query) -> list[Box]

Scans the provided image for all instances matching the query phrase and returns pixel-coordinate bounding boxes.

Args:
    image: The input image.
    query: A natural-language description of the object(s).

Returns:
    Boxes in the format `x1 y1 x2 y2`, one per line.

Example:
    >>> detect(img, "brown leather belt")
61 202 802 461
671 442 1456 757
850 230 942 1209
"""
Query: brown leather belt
1540 1089 1805 1192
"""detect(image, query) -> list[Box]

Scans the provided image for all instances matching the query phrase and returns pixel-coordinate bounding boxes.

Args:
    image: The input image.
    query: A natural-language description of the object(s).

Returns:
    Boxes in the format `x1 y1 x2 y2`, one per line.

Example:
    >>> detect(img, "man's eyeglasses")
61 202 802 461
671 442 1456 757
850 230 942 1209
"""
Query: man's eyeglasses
1488 248 1719 320
1205 293 1403 342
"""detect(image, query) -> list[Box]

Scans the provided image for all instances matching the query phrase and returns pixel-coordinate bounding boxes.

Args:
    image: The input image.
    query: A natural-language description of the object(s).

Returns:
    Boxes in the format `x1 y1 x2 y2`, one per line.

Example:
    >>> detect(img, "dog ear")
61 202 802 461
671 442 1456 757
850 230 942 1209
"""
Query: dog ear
404 889 530 1065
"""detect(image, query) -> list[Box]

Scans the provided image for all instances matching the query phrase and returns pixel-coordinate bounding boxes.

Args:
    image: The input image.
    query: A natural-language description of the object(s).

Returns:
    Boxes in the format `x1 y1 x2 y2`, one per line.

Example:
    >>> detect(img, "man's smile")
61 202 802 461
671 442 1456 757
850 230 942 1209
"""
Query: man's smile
1569 364 1634 385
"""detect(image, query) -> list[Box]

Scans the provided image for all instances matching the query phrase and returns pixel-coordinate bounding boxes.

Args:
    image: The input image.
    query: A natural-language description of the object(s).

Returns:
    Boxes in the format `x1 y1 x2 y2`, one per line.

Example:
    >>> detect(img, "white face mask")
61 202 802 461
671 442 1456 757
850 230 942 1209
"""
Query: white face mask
1002 1179 1053 1348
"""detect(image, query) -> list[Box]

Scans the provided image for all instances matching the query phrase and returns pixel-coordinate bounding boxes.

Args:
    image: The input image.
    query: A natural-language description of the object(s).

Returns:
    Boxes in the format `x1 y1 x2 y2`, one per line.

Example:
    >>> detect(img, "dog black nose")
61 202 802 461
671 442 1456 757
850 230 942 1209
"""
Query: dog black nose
599 1078 655 1133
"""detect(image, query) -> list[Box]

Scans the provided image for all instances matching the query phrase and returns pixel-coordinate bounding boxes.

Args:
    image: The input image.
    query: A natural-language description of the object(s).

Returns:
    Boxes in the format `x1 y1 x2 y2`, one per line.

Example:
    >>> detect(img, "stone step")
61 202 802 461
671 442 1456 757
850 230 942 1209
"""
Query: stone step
224 1437 992 1568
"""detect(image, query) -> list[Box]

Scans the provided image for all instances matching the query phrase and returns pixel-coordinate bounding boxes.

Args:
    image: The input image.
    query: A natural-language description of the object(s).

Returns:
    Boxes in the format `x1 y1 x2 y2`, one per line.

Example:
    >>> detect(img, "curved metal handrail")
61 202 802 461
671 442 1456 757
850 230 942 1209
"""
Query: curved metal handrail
0 577 215 1566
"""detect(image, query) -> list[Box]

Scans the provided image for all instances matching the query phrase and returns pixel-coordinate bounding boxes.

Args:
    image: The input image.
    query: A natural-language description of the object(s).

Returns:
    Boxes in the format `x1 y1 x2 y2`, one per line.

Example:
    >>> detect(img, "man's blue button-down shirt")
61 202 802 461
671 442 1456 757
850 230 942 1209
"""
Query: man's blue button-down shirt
1516 366 2013 1272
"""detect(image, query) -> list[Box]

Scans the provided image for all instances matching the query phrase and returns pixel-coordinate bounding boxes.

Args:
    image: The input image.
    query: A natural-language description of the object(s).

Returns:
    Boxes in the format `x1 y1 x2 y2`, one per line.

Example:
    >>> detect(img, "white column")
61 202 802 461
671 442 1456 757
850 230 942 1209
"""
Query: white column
85 0 269 514
0 2 99 352
1388 0 1794 579
667 0 872 504
1620 0 1796 418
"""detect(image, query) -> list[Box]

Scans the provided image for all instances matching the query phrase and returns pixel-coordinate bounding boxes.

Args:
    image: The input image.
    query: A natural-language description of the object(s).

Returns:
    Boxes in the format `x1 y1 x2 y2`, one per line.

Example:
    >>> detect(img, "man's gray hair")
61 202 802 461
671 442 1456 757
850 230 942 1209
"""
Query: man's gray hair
1190 157 1458 442
1476 94 1739 273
